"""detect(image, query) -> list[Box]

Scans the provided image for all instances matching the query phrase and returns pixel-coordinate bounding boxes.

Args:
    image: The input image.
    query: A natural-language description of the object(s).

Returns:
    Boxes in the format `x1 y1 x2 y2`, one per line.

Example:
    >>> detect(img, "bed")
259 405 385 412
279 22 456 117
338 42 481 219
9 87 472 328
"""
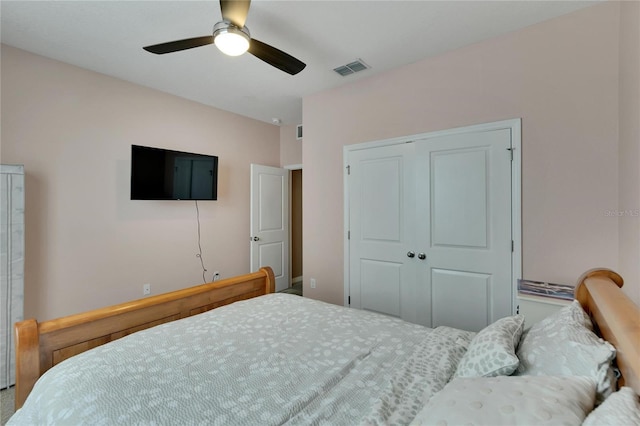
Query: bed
9 267 640 425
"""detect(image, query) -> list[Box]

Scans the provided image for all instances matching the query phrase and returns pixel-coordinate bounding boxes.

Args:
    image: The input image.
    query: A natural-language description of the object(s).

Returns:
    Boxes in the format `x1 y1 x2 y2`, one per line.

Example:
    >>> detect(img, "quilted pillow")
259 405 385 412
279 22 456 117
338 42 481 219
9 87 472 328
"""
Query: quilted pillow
410 375 596 426
453 314 524 378
582 387 640 426
515 300 616 402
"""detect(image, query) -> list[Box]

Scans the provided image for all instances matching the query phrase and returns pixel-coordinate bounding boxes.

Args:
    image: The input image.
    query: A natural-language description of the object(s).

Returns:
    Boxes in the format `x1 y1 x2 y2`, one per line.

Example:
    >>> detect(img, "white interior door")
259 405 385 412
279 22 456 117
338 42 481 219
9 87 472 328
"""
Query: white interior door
250 164 289 292
415 129 513 331
347 144 419 323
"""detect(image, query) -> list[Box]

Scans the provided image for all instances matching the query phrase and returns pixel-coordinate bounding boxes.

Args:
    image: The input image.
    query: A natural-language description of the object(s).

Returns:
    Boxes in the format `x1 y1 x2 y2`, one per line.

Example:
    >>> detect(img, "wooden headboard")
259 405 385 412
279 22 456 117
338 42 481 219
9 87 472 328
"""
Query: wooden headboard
575 268 640 394
14 266 275 410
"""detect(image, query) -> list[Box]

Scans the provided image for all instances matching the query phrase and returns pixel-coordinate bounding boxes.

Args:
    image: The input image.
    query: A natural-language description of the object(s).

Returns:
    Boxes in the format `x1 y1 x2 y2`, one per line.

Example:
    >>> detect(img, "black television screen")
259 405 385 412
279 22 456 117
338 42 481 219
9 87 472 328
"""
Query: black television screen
131 145 218 200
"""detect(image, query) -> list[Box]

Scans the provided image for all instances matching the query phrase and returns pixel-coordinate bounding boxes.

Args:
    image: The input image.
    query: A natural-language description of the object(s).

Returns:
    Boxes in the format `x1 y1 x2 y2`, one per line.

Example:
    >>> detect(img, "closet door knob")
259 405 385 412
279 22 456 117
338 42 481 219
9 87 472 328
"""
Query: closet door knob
407 251 415 258
418 253 426 260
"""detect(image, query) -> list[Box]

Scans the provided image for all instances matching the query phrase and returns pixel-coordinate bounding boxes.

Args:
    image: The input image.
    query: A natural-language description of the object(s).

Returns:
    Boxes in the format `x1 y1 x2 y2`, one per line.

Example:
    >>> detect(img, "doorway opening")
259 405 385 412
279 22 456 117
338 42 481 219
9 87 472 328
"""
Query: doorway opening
290 169 303 294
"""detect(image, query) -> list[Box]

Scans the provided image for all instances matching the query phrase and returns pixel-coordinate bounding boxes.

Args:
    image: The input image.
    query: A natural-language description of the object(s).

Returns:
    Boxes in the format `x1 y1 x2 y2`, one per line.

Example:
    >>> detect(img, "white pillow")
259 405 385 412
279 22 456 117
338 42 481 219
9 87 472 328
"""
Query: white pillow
515 300 616 402
583 387 640 426
410 375 596 426
453 314 524 378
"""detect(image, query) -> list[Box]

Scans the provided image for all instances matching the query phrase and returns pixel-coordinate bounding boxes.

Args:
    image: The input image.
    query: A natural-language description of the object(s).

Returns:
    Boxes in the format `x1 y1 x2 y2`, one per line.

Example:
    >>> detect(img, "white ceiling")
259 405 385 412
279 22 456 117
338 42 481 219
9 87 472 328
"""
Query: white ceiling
1 0 599 126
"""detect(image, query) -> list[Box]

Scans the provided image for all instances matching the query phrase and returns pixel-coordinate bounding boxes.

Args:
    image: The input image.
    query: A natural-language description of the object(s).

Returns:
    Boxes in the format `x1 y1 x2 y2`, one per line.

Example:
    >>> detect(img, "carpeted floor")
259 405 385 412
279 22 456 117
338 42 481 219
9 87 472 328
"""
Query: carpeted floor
1 387 15 425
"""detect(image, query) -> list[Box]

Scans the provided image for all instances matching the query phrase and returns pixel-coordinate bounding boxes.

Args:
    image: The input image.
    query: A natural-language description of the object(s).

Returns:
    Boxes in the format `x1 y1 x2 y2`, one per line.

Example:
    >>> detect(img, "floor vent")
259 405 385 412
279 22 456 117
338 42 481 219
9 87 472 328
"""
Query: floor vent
333 59 370 77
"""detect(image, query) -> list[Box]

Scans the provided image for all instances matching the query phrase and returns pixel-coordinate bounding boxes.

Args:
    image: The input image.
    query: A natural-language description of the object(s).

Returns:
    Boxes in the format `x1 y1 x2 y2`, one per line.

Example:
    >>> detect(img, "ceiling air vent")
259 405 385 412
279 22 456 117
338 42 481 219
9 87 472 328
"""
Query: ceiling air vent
333 59 370 77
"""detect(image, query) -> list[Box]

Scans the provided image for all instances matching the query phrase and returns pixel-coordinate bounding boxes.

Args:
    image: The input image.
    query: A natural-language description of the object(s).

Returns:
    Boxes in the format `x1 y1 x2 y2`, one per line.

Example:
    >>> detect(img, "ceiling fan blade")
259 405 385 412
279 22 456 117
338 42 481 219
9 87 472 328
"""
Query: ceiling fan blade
143 36 214 54
248 38 306 75
220 0 251 28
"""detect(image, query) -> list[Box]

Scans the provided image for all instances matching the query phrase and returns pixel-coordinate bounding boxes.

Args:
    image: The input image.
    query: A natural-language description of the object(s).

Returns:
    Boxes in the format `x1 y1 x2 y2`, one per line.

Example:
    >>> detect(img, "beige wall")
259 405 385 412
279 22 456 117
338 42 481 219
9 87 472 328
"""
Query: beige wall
280 124 302 167
618 0 640 305
1 45 281 320
303 2 629 306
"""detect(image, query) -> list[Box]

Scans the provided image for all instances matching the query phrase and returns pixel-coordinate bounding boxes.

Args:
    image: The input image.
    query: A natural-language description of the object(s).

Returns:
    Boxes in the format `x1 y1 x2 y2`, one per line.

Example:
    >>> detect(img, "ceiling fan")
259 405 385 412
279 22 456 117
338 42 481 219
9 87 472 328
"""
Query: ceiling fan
143 0 306 75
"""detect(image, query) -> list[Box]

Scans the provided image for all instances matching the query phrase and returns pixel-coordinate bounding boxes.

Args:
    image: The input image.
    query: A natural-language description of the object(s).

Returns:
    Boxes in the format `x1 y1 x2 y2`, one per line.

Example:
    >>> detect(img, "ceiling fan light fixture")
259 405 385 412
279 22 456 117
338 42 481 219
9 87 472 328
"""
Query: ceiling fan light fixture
213 22 250 56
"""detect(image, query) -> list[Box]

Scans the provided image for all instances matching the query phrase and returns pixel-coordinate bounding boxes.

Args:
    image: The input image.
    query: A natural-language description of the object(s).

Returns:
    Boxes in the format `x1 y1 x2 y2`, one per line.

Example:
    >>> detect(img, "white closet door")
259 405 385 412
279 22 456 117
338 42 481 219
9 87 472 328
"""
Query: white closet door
346 122 518 331
415 129 513 331
1 164 25 388
347 144 419 323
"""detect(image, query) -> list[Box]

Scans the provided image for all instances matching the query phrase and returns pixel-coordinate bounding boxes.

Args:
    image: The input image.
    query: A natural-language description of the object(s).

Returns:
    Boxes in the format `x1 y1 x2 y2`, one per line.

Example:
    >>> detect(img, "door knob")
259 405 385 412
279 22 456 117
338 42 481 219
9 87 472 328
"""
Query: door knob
418 252 426 260
251 236 260 241
407 251 415 258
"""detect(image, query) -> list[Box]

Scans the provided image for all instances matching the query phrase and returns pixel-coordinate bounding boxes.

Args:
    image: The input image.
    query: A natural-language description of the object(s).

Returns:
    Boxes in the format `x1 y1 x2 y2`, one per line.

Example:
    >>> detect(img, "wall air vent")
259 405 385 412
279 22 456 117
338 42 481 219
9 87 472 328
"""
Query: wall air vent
333 59 370 77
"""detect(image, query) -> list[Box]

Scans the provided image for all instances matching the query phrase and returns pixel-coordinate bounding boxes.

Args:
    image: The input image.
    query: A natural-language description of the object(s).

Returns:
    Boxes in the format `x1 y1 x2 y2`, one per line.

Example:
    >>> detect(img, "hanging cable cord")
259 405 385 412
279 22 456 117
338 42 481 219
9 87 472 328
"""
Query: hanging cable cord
195 200 208 284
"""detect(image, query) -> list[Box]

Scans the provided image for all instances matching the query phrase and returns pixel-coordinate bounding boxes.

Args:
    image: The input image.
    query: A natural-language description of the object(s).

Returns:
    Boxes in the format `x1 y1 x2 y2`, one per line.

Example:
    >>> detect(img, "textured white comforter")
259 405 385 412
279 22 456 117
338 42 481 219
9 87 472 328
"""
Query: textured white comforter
9 294 469 425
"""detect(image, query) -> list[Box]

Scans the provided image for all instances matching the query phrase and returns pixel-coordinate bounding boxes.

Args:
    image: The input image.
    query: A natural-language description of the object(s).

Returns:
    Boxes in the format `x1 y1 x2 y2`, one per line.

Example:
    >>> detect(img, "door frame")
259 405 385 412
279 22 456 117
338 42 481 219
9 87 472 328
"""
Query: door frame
343 118 522 313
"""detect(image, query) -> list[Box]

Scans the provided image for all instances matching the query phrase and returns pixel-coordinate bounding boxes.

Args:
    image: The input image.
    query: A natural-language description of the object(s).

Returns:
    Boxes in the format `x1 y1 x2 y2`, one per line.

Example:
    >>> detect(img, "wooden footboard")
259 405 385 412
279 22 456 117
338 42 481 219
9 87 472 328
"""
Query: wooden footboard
575 268 640 394
14 266 275 410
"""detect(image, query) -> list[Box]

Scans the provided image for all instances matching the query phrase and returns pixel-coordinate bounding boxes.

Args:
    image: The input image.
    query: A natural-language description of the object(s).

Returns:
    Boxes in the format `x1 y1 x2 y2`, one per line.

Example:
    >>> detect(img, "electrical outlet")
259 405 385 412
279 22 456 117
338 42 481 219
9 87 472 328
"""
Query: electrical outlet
310 278 316 289
213 271 220 281
143 283 151 296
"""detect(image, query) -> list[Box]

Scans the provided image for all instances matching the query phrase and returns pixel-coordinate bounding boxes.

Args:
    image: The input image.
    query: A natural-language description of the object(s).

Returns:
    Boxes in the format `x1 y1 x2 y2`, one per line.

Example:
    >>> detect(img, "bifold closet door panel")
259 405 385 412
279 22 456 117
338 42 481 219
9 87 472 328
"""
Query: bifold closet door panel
0 164 25 388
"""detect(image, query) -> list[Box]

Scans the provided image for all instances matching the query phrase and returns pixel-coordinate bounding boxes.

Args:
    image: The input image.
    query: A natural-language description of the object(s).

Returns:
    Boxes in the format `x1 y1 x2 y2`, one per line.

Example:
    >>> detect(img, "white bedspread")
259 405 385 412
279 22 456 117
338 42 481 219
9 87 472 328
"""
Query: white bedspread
9 294 469 425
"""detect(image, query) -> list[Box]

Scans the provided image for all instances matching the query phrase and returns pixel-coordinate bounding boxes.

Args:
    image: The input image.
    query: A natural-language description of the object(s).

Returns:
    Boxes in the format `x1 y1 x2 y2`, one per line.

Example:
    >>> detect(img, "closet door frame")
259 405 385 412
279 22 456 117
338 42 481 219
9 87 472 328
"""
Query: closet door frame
343 118 522 314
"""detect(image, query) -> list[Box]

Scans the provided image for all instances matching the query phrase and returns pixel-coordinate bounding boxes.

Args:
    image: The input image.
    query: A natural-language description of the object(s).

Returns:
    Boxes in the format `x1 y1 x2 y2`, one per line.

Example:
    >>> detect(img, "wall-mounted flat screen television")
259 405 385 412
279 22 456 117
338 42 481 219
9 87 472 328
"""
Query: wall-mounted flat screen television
131 145 218 200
